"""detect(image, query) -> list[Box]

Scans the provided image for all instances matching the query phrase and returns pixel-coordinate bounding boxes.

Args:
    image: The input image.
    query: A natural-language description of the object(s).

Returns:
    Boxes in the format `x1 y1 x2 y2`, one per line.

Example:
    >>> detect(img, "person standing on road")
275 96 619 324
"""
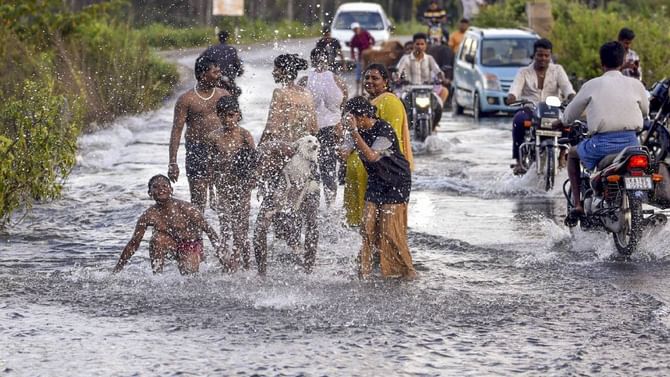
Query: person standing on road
342 96 416 280
254 54 319 275
448 18 469 53
205 96 256 272
201 30 244 97
316 26 345 73
305 47 347 207
350 22 375 95
168 55 231 212
342 64 413 227
618 27 641 81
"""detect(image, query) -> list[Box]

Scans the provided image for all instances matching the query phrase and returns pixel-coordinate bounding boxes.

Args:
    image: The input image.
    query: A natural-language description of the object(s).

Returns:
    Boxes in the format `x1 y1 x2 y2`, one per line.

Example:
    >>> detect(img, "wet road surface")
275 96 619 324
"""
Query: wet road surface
1 39 670 376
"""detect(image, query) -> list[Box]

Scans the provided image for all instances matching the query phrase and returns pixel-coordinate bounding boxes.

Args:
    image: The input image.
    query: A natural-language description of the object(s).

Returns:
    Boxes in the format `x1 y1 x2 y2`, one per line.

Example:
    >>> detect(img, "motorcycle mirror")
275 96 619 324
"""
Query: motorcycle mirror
546 96 561 107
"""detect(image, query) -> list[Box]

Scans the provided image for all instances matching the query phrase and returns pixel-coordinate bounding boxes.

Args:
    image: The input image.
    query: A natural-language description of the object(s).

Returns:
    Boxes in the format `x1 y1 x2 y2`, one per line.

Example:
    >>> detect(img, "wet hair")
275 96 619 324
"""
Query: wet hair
321 26 331 35
147 174 171 194
600 41 625 69
216 96 242 120
274 54 308 82
218 30 230 43
413 32 428 43
364 63 392 92
460 18 470 24
618 27 635 41
533 38 553 54
344 96 377 118
310 47 329 66
195 54 217 81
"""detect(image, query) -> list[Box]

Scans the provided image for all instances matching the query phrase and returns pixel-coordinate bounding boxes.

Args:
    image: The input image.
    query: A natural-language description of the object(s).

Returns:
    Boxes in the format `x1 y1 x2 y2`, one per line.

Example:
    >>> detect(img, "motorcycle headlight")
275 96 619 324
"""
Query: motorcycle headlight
415 96 431 109
483 73 501 91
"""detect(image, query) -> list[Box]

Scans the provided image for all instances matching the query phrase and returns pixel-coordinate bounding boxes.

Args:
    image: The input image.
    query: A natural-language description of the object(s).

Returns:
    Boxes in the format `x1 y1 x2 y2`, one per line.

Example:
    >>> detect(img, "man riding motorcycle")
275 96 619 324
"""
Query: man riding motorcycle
396 33 449 105
506 38 575 175
423 0 448 45
553 41 649 219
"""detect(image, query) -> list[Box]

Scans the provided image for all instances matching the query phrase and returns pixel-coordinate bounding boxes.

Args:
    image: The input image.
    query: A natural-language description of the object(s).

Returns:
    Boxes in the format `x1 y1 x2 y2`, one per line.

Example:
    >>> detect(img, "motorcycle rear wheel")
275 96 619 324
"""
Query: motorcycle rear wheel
612 192 643 256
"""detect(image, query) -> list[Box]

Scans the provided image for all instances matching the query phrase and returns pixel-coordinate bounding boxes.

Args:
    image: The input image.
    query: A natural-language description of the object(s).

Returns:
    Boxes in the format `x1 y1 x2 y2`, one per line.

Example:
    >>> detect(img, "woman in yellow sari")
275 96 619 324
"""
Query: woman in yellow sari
343 63 414 226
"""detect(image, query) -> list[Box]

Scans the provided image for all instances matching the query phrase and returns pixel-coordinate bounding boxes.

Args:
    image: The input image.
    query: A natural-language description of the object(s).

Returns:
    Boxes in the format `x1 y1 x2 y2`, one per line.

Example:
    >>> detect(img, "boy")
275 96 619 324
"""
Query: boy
206 96 256 271
113 175 222 275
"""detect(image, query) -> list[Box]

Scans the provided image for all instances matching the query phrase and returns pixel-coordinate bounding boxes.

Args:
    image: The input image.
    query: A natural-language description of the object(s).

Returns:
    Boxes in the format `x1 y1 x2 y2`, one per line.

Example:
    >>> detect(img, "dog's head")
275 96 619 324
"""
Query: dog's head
294 135 320 162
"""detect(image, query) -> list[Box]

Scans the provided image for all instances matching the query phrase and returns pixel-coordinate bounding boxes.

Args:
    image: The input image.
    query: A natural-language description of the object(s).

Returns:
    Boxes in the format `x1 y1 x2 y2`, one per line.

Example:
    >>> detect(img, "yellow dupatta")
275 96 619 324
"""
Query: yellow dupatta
371 92 415 171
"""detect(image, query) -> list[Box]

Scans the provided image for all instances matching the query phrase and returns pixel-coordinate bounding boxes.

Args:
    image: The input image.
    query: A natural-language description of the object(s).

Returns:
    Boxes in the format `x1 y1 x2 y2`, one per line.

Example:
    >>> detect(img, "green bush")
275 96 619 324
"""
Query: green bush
0 0 178 226
141 23 214 49
0 79 82 227
141 18 323 50
66 20 179 123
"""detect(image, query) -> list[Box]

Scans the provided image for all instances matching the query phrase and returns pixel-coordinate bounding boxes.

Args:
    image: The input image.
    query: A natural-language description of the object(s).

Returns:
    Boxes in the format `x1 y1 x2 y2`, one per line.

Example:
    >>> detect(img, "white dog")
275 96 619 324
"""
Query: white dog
279 135 321 212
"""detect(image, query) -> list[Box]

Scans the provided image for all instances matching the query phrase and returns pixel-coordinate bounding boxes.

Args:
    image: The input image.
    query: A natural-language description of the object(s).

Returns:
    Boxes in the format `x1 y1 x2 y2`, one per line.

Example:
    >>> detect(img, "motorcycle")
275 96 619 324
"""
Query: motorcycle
560 121 666 258
640 78 670 163
427 21 444 46
512 96 566 191
400 83 443 143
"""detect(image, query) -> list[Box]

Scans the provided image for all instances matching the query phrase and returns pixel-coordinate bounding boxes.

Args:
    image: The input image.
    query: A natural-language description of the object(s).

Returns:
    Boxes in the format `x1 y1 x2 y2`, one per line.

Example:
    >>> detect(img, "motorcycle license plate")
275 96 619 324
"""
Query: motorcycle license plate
624 176 653 190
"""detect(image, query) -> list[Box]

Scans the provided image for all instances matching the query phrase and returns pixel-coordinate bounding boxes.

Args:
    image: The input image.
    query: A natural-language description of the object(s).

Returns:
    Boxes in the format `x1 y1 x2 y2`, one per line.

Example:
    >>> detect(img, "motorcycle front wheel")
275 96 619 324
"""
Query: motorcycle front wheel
415 118 430 142
612 191 644 256
544 147 555 191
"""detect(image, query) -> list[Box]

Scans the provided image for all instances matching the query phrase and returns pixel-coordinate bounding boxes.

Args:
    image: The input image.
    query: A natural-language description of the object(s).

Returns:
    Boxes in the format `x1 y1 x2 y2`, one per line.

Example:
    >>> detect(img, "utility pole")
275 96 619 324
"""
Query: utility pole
288 0 294 21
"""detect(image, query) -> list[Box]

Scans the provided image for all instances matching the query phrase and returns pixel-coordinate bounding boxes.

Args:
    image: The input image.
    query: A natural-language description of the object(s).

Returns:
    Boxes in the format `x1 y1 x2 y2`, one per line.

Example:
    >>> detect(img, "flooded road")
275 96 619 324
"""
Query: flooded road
2 39 670 376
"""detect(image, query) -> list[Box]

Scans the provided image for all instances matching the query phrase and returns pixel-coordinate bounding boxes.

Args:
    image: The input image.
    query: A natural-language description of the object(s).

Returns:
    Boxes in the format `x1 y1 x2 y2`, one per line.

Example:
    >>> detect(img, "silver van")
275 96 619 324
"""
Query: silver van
452 28 539 120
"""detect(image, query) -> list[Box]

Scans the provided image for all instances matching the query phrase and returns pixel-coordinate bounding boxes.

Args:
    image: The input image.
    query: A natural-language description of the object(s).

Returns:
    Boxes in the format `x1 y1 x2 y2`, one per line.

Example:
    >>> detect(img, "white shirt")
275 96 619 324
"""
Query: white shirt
562 70 649 135
508 63 575 104
396 53 441 85
306 69 344 128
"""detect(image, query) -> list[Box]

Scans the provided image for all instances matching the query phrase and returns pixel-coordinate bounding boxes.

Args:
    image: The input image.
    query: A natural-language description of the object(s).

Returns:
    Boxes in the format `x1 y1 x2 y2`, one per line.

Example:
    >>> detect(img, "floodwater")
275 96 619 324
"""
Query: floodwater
2 39 670 376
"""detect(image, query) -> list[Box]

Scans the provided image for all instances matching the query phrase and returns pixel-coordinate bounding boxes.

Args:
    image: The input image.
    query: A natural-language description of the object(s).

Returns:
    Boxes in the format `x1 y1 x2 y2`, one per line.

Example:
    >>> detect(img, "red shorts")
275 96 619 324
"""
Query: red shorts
176 239 204 260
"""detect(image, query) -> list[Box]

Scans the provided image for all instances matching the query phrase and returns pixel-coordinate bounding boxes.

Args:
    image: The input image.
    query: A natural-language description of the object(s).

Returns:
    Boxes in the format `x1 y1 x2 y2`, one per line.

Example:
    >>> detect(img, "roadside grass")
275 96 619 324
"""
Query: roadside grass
141 19 323 49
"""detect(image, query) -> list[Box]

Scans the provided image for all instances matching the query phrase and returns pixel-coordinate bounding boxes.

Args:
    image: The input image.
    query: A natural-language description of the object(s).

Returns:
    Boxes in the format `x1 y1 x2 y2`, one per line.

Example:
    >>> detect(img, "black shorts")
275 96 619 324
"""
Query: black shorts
185 142 210 180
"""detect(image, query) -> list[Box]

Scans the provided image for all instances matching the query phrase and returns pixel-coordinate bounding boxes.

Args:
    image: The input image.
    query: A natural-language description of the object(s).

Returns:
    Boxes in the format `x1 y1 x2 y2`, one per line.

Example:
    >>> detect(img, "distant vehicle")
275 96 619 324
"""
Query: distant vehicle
452 28 540 120
330 2 394 66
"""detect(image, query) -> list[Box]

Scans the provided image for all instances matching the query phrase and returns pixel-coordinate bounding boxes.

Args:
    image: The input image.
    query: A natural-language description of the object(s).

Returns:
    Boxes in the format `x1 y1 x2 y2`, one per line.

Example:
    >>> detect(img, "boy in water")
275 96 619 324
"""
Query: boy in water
113 174 223 275
205 97 256 271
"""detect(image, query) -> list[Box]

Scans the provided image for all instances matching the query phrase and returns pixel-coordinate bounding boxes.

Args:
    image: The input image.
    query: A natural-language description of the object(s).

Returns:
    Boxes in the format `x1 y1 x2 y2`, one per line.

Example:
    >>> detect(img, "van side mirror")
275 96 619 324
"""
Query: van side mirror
465 55 475 64
388 24 395 32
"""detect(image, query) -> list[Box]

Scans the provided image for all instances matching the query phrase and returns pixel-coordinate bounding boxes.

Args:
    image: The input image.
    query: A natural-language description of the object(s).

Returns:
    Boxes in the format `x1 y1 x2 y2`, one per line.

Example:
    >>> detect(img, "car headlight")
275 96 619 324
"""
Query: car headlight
415 96 431 108
483 73 501 91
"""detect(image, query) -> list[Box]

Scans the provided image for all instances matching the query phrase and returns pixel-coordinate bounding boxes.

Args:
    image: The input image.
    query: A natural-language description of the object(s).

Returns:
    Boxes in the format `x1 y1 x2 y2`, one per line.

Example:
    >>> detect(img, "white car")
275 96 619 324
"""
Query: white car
330 2 394 64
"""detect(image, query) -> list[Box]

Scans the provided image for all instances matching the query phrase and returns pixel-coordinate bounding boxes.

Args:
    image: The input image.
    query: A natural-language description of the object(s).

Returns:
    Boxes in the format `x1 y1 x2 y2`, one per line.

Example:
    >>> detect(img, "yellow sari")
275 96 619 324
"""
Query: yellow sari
343 92 414 226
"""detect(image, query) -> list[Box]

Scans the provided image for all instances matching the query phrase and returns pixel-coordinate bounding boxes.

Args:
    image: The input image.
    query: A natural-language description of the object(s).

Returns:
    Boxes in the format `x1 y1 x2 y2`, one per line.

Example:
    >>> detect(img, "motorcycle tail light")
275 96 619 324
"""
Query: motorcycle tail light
606 175 621 183
628 155 648 169
653 173 663 182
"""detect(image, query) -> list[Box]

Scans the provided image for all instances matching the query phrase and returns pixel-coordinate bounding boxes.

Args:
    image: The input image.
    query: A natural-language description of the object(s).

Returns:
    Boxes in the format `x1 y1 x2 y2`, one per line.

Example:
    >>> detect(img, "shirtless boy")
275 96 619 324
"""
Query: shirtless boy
168 55 231 211
113 175 222 275
205 96 256 272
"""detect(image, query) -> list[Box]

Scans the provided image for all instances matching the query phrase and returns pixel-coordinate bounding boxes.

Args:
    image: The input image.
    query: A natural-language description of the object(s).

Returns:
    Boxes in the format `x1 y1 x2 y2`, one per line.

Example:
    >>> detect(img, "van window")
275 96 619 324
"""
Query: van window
333 11 385 31
481 38 535 67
